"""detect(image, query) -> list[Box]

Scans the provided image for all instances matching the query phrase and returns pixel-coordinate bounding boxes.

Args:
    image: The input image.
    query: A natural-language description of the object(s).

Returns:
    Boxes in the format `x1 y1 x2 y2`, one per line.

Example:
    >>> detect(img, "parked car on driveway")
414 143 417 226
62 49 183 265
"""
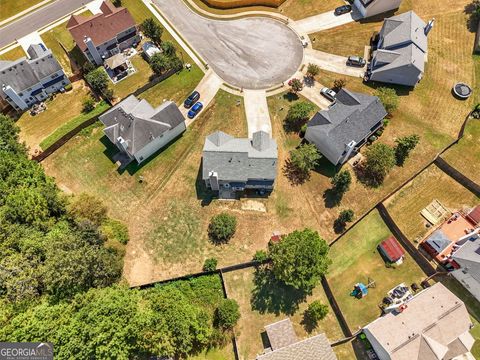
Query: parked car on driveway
334 5 352 16
347 56 366 67
184 91 200 109
188 102 203 119
320 87 336 101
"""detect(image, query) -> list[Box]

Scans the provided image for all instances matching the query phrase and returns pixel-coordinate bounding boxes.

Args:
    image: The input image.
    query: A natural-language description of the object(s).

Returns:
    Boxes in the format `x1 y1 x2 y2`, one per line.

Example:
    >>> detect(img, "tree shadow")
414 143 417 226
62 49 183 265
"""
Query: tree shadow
250 268 308 316
282 92 299 102
353 162 383 188
312 157 337 178
464 3 480 32
300 311 317 334
323 188 343 208
362 80 413 97
333 218 347 234
283 159 310 186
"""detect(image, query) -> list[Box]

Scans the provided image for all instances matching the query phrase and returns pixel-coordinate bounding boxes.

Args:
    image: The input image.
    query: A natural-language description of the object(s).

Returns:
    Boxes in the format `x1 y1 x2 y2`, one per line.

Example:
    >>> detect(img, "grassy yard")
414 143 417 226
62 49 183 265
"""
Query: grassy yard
0 0 46 22
223 267 352 360
279 0 344 20
0 46 26 60
40 10 92 76
442 118 480 185
17 81 92 153
139 64 204 107
327 210 427 331
40 101 110 150
111 55 153 99
385 164 480 242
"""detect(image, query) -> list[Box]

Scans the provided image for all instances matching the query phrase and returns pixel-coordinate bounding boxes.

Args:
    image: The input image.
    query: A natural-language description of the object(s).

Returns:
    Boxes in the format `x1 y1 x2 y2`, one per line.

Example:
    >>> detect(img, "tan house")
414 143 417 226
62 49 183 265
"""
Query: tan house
363 283 475 360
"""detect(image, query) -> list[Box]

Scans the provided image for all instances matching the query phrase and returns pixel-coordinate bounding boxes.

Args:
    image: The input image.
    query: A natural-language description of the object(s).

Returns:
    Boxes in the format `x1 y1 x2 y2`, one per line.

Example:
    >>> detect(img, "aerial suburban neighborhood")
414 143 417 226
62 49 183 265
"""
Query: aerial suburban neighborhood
0 0 478 359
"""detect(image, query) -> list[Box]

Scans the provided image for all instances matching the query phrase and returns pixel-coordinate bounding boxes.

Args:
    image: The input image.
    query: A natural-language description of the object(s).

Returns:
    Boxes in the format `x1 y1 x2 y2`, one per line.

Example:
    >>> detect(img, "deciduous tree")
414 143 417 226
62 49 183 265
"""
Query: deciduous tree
395 134 420 166
141 18 163 45
208 213 237 243
289 144 321 175
375 87 399 115
363 143 396 186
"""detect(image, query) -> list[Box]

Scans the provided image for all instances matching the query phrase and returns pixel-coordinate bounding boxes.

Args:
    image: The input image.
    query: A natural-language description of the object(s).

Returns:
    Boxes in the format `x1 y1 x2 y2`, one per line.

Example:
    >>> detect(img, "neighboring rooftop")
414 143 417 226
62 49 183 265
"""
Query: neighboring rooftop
466 205 480 226
363 282 474 360
305 89 387 164
202 130 277 182
257 319 337 360
0 44 62 93
99 95 185 157
453 235 480 270
67 0 136 52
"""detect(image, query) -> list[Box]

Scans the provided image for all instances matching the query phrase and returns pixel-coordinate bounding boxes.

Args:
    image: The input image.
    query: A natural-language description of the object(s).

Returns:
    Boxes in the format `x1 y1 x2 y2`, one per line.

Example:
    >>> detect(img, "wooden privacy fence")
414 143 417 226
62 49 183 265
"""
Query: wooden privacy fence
200 0 286 9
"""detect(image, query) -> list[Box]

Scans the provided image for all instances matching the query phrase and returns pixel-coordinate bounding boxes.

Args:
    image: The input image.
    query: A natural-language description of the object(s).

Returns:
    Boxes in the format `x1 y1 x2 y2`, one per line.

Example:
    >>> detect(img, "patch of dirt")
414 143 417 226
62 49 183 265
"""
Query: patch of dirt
240 200 267 212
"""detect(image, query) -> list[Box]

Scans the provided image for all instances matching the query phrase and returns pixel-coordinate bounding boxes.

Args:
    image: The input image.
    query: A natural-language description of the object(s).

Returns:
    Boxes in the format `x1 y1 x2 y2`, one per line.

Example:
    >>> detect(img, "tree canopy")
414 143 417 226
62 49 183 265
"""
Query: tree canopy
375 87 399 114
289 143 321 175
269 228 331 291
363 143 396 186
395 134 420 166
141 18 163 45
208 213 237 244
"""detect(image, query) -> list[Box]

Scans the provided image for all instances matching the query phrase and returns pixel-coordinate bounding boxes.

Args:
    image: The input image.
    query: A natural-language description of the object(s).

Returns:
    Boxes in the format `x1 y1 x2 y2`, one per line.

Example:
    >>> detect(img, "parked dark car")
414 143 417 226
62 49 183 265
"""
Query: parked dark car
184 91 200 108
347 56 367 67
188 102 203 119
334 5 352 16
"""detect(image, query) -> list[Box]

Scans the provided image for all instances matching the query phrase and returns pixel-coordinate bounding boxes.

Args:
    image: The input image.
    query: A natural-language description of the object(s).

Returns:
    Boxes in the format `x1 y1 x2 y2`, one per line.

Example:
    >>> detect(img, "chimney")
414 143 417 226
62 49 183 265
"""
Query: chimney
424 18 435 36
209 171 220 191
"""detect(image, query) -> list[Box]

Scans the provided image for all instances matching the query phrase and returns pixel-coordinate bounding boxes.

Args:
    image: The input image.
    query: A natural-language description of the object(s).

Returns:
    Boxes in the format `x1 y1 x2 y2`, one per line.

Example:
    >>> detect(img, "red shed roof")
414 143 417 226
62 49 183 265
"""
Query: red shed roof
467 206 480 226
379 236 405 262
67 1 136 52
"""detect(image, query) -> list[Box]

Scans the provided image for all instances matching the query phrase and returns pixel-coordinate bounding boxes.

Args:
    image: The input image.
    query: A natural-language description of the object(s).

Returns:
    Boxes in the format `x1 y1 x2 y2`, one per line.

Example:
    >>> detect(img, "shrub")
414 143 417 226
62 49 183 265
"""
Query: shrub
215 299 240 329
334 209 355 233
306 63 320 78
64 83 73 91
253 250 268 262
82 96 96 113
375 87 399 114
203 258 218 272
331 170 351 195
288 78 303 93
69 193 108 226
333 78 347 91
305 300 329 325
101 219 129 245
208 213 237 243
395 134 420 166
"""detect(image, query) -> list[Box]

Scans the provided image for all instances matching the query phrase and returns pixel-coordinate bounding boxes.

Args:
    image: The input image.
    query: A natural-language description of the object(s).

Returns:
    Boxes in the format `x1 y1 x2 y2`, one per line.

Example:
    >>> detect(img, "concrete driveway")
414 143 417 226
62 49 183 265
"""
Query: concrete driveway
243 90 272 137
153 0 303 90
0 0 89 48
294 10 358 34
304 48 365 78
300 78 332 110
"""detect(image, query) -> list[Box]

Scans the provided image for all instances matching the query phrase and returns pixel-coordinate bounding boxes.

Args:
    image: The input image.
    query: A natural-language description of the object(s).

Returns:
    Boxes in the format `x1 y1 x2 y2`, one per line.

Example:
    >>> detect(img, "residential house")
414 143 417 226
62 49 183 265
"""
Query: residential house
449 206 480 302
202 130 278 199
421 207 479 265
0 44 70 111
256 318 337 360
353 0 402 18
363 282 475 360
304 88 387 165
367 11 434 87
67 0 139 66
99 95 186 164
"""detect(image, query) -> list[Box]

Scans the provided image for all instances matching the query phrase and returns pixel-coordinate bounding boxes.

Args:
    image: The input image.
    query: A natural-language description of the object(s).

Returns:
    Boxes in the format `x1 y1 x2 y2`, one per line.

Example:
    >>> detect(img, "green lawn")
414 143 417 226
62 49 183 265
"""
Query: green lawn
327 210 427 331
139 65 204 107
111 55 153 99
0 0 46 22
0 46 25 60
40 101 110 150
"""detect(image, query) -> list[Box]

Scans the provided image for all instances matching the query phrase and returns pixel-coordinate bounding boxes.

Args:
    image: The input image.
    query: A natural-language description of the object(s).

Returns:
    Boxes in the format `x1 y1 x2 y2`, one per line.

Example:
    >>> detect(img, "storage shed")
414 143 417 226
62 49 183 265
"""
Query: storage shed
378 236 405 265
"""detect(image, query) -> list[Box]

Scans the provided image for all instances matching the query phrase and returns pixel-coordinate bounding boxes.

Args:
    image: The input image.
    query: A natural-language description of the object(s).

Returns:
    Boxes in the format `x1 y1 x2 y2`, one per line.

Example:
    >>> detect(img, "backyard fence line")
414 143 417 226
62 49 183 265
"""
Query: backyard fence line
321 276 353 338
433 157 480 197
376 203 436 277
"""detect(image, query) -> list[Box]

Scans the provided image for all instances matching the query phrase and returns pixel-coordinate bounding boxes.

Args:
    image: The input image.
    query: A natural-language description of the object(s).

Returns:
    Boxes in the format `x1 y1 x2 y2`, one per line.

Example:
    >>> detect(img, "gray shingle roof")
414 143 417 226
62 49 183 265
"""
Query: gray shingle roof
452 236 480 265
379 11 428 52
99 95 185 157
0 46 63 93
202 130 277 182
265 319 298 351
425 229 452 253
304 89 387 165
256 333 337 360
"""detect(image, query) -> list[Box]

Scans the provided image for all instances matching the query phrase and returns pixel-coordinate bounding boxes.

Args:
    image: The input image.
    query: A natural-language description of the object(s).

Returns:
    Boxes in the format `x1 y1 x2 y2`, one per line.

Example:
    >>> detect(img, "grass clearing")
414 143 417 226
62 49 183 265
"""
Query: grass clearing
0 0 46 22
40 101 110 150
17 81 91 153
223 267 350 360
0 46 26 61
385 164 480 242
442 118 480 185
327 210 426 331
139 64 204 107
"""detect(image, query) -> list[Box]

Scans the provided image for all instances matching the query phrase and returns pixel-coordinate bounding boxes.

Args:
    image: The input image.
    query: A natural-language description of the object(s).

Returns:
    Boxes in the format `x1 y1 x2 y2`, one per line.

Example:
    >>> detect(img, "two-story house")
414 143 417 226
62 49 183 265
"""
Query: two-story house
0 44 70 111
353 0 402 18
67 1 140 66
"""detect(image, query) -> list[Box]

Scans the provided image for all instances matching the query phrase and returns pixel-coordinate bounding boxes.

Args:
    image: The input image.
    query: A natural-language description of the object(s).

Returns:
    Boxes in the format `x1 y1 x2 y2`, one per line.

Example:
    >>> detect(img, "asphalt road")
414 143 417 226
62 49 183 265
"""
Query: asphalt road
154 0 303 90
0 0 88 48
